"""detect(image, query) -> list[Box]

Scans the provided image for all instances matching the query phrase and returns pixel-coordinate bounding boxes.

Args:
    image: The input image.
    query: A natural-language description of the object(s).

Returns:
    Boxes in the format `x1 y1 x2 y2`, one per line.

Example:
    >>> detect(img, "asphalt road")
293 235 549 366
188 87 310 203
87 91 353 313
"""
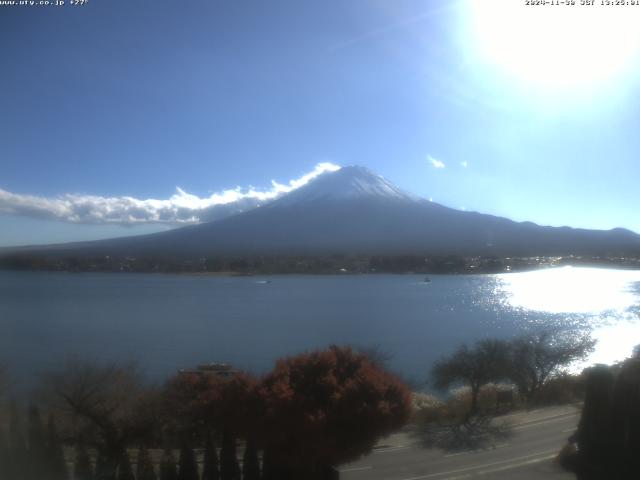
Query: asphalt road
339 406 579 480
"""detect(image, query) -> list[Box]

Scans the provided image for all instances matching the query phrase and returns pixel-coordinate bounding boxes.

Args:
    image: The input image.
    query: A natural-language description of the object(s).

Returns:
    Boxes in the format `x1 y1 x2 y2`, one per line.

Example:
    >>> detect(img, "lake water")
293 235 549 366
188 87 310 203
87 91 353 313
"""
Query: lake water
1 267 639 391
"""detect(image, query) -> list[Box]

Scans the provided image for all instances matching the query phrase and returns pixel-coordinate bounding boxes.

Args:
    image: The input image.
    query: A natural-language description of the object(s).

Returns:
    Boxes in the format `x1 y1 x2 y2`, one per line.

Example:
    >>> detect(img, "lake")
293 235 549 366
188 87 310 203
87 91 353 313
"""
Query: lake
1 267 639 391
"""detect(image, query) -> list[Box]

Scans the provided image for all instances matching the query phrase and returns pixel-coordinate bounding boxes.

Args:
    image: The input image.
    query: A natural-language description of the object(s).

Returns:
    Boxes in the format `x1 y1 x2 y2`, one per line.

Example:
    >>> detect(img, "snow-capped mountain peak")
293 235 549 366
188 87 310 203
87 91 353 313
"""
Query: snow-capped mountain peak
9 164 640 260
272 165 419 206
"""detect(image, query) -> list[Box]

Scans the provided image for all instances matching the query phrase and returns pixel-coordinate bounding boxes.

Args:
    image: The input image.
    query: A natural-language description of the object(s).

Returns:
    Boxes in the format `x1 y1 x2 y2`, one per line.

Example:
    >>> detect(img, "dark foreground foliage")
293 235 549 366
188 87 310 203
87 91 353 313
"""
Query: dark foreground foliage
560 356 640 480
0 345 411 480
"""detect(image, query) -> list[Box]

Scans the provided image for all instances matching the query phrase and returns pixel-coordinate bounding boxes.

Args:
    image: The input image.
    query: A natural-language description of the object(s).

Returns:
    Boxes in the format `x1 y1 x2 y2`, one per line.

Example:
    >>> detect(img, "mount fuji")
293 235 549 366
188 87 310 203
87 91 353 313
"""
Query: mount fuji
4 166 640 259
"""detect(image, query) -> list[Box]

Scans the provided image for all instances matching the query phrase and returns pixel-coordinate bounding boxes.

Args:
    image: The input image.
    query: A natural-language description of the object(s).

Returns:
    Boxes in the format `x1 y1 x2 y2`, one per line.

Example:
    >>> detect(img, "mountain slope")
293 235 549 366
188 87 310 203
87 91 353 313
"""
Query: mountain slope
5 166 640 258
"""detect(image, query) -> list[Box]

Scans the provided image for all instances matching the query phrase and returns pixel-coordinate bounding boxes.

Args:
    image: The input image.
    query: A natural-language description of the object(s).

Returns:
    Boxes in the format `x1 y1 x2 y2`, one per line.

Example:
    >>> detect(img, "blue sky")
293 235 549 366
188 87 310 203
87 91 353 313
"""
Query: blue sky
2 0 640 246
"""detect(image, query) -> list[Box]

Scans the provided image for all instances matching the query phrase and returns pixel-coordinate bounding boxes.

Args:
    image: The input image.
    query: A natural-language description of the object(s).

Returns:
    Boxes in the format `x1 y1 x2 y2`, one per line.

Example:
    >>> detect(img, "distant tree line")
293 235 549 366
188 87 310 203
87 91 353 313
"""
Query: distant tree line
6 251 632 275
0 346 412 480
0 252 474 274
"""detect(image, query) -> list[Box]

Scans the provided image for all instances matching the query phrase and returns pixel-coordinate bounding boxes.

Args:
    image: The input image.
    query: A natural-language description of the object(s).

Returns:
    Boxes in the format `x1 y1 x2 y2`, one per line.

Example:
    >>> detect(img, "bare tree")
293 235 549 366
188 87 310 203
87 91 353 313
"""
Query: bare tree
44 359 160 478
431 339 510 420
508 329 595 402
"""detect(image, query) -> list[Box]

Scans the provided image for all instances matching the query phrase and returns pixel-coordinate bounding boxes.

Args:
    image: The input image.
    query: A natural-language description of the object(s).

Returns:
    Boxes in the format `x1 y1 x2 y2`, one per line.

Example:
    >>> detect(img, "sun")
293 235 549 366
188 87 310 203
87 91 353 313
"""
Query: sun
465 0 640 90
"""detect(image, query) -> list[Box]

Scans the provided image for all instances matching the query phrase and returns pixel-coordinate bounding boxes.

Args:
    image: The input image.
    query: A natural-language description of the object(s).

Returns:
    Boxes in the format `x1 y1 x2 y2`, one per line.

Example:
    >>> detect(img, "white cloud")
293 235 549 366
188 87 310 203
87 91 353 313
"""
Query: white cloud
428 155 445 169
0 162 341 225
461 160 468 168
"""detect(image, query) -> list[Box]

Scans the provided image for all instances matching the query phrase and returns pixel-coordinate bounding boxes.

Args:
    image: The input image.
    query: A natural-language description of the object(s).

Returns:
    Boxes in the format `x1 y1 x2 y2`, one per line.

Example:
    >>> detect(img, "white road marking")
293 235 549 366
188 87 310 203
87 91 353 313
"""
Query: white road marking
372 445 412 454
443 443 510 458
473 454 556 477
511 413 578 431
442 454 557 479
338 465 373 473
398 449 558 480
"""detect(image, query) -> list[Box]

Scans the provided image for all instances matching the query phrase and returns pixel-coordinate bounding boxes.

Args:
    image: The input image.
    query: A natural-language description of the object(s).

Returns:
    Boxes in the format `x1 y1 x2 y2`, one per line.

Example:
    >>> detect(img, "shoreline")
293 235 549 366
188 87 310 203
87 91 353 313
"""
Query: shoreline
2 261 640 277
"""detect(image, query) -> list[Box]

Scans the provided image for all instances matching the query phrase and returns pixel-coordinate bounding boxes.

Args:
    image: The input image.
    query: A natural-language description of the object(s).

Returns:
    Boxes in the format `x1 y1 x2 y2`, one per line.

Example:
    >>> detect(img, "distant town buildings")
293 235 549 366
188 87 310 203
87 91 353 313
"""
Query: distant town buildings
178 362 236 378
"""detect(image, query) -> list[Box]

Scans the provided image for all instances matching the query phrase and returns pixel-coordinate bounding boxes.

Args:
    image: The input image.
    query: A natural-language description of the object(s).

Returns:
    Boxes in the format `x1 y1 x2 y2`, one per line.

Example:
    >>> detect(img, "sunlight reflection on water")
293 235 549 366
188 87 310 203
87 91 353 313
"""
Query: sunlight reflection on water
494 266 640 368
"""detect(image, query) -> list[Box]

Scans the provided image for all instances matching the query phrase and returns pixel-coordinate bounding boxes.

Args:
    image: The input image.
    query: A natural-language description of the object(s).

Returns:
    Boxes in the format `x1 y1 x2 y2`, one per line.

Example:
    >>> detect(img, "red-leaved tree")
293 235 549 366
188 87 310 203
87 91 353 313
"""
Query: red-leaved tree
164 371 259 480
257 345 412 478
164 371 259 437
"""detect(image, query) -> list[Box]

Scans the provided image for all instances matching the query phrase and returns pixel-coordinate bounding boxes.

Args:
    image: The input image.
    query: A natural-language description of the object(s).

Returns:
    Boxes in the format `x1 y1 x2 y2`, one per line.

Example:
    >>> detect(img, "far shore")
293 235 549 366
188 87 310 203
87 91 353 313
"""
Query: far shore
2 256 640 276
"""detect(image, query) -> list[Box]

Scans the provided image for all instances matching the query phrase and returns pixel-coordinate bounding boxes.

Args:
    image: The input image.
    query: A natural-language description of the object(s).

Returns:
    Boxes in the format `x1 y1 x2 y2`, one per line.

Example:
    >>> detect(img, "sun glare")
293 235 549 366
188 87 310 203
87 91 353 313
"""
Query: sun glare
466 0 640 90
497 266 640 314
496 266 640 368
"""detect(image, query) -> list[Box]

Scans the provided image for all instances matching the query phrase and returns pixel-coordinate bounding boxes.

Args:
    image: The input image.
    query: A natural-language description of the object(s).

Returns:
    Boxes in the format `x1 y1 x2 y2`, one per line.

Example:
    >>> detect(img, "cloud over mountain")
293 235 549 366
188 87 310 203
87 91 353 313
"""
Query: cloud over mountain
0 162 340 225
